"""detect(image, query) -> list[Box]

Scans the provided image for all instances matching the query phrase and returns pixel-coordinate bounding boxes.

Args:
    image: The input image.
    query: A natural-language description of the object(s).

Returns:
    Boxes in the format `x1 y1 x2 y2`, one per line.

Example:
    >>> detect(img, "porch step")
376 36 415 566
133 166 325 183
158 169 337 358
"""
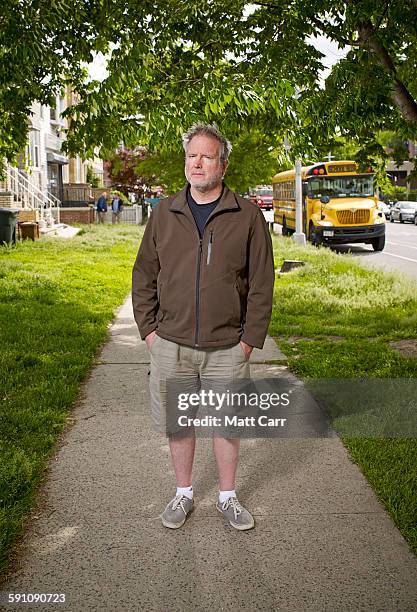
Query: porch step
40 223 81 238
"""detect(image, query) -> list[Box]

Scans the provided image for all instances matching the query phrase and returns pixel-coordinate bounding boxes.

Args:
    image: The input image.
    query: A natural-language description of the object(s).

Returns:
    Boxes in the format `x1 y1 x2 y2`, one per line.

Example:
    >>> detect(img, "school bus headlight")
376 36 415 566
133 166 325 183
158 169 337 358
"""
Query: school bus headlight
317 220 334 227
374 215 385 223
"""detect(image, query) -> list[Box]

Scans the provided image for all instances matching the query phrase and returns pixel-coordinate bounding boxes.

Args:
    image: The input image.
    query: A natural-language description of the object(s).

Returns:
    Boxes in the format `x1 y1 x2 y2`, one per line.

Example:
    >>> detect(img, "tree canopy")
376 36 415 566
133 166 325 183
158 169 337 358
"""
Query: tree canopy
1 1 416 176
0 1 111 165
133 129 282 194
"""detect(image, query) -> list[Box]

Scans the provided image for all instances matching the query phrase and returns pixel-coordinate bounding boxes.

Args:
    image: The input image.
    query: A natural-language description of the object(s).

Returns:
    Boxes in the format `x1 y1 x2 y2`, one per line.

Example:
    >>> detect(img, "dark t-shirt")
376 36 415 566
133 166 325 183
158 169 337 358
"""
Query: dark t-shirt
186 185 222 237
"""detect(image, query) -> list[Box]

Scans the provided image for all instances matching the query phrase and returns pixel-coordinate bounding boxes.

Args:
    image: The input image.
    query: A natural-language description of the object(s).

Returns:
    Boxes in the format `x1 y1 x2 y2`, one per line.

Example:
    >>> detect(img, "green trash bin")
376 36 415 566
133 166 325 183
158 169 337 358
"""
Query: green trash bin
0 208 19 245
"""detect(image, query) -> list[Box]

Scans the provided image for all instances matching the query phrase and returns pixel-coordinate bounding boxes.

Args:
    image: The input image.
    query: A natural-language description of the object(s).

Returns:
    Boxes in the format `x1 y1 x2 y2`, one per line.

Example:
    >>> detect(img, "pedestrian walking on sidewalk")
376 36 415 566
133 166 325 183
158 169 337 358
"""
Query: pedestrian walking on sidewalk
111 193 124 224
96 191 108 224
132 123 274 531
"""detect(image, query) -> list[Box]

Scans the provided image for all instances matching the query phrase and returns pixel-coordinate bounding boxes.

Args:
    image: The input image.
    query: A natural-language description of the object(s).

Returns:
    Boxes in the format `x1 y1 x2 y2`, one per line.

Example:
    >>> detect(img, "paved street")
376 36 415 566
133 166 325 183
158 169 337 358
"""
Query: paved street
272 220 417 281
331 220 417 281
1 297 417 611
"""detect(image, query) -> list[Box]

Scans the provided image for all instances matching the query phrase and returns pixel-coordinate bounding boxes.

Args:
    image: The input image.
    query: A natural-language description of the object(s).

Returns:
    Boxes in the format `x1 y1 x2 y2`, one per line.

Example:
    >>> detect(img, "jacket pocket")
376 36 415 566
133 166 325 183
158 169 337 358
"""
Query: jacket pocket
233 282 242 322
199 276 242 343
157 281 165 322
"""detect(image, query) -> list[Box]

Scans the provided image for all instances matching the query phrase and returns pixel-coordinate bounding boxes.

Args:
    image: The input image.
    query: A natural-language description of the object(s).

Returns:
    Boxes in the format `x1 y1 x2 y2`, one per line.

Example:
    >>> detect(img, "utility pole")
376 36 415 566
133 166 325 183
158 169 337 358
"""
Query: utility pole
293 159 306 246
283 137 306 245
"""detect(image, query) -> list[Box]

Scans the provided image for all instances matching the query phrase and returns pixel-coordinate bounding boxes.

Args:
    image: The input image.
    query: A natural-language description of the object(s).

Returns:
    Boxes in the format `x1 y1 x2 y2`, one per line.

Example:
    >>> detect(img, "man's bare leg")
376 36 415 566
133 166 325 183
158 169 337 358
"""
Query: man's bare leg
213 435 254 529
161 432 195 528
169 431 196 487
213 435 240 490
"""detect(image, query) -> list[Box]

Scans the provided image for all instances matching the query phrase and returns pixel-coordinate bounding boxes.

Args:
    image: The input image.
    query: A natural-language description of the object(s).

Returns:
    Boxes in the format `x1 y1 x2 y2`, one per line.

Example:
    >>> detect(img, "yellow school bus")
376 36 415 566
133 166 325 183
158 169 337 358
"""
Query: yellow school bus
272 161 386 251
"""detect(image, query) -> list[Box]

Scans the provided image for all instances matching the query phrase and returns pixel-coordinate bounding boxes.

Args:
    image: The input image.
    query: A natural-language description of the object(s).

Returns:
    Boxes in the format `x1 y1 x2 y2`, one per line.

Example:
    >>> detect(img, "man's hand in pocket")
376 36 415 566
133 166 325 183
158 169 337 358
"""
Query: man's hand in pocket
145 330 156 350
240 340 253 360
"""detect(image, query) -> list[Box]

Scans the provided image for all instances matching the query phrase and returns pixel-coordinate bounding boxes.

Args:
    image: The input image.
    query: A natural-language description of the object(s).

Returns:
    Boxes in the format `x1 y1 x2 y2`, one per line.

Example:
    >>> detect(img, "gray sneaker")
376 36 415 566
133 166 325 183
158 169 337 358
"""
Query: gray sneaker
161 494 194 529
216 496 255 531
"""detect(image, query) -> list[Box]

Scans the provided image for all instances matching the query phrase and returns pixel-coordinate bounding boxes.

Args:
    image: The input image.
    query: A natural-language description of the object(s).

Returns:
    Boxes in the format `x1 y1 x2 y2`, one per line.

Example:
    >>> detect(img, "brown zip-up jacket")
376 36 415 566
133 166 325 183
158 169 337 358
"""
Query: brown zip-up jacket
132 185 275 349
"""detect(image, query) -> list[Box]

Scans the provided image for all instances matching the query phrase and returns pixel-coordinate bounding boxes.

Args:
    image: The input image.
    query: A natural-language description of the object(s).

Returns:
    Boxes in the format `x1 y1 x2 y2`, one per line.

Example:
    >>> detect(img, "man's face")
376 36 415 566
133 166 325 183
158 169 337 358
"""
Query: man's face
185 134 228 193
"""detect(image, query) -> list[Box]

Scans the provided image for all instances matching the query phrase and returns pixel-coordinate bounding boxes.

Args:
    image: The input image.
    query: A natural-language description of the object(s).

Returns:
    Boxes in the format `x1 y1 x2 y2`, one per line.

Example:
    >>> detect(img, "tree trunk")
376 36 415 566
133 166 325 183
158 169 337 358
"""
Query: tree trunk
357 20 417 124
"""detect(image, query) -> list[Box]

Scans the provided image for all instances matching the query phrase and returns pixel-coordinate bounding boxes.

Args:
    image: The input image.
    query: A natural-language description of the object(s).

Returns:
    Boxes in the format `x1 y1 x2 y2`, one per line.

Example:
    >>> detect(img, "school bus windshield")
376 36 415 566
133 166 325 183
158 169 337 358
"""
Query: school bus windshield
308 175 374 198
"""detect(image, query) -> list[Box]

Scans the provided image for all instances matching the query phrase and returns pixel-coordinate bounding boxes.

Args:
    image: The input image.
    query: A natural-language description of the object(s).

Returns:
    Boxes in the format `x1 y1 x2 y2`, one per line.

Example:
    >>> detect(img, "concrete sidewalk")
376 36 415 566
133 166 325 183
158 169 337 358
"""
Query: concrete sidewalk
2 297 417 611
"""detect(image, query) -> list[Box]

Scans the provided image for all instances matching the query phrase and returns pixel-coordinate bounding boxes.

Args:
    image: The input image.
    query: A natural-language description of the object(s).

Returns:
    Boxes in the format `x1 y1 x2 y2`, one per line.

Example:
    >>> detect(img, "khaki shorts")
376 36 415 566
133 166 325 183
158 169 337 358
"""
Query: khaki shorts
149 335 250 434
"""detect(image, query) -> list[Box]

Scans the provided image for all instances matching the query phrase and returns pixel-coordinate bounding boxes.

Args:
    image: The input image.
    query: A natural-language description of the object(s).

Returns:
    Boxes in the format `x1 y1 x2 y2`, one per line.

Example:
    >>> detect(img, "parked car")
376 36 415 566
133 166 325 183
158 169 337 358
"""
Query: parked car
377 200 391 219
390 201 417 223
249 186 273 210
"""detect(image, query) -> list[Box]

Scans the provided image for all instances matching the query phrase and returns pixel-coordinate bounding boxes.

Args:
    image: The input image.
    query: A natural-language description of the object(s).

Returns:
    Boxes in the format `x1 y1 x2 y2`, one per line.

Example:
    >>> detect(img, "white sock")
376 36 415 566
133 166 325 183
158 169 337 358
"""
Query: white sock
219 489 236 503
176 485 193 500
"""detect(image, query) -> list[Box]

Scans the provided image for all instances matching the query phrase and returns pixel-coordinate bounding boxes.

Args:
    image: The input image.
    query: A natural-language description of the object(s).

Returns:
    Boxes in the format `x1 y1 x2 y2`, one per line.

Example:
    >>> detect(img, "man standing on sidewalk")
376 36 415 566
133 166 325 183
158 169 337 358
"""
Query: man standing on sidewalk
132 123 274 531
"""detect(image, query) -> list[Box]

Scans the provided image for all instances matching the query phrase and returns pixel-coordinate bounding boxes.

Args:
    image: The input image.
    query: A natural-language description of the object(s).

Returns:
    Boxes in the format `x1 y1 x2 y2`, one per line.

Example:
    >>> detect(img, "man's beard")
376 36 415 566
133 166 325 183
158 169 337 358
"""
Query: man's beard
185 169 224 193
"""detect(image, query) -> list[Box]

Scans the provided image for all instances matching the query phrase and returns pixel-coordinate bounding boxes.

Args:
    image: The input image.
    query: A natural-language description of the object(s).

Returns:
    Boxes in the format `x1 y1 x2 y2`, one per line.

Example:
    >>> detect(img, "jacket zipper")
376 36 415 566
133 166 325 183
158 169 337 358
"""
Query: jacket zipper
207 230 213 265
195 237 203 347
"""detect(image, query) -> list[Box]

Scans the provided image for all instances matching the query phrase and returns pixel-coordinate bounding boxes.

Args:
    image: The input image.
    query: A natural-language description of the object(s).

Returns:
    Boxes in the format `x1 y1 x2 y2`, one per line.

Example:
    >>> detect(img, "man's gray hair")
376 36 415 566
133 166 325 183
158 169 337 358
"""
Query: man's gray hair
182 122 232 162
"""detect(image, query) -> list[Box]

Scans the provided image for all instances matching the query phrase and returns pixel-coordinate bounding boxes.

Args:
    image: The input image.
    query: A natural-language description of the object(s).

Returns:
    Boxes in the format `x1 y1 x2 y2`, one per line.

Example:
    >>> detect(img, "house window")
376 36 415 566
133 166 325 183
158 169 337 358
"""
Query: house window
50 95 60 122
50 95 66 124
29 130 40 169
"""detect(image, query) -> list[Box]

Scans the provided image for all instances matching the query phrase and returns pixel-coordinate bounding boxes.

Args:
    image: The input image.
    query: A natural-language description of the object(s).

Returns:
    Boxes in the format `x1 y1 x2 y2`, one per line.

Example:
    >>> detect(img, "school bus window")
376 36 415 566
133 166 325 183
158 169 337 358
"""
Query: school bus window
274 181 296 201
308 176 374 199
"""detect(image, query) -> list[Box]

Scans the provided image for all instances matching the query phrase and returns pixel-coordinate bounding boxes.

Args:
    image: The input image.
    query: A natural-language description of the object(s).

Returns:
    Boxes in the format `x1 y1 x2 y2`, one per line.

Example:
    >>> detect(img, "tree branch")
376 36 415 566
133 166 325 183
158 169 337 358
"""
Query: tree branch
251 5 356 47
372 1 391 32
250 1 280 9
307 15 357 47
357 20 417 123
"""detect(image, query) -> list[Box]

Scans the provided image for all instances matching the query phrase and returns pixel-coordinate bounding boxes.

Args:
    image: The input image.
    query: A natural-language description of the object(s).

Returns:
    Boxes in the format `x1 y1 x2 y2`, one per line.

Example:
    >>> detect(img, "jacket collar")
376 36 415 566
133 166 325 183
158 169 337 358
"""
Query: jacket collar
169 184 240 214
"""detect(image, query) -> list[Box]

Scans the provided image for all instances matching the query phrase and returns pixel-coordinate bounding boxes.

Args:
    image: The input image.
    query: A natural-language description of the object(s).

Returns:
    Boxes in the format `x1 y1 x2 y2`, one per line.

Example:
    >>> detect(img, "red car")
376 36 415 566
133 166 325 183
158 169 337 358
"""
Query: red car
249 186 273 210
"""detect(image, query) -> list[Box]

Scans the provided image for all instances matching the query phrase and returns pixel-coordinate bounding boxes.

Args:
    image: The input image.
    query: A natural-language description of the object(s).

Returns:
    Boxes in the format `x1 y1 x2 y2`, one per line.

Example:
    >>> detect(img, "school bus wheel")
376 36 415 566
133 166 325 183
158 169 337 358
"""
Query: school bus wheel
371 235 385 252
282 216 289 236
309 222 322 246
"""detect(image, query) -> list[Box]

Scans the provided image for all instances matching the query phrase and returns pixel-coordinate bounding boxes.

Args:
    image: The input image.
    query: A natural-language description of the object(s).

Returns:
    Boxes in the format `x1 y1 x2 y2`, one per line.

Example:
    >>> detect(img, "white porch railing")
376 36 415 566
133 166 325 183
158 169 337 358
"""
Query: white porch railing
3 164 61 223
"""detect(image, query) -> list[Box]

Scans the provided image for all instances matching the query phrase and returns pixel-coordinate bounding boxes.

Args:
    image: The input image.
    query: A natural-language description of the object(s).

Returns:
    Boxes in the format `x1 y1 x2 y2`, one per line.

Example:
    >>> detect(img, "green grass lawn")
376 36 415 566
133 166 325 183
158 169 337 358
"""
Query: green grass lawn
0 224 143 573
0 225 416 576
270 235 417 553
